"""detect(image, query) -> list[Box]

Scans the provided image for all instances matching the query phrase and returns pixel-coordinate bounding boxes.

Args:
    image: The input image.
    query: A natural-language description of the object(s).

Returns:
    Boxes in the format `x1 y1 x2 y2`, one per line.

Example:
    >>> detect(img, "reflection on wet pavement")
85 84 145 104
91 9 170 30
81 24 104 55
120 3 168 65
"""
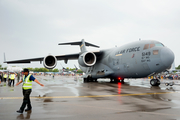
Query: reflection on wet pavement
1 76 180 120
16 111 32 119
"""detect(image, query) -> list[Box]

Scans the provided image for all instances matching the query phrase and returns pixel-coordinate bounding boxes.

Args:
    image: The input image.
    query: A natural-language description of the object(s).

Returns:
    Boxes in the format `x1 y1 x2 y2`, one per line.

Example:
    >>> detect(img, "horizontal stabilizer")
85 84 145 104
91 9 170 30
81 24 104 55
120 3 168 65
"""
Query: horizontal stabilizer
58 40 100 48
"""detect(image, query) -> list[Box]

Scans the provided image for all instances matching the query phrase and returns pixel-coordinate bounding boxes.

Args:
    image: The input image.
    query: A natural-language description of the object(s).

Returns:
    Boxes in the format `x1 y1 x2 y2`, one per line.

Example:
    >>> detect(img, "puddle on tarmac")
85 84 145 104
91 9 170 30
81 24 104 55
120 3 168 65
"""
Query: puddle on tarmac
44 98 53 102
9 89 14 92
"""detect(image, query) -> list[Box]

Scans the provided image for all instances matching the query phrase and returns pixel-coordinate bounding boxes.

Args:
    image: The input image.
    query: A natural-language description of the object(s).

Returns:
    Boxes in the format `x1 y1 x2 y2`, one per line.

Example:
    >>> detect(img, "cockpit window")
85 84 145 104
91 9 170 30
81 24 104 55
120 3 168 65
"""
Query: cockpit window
143 44 149 50
155 43 164 47
153 50 159 55
150 44 155 48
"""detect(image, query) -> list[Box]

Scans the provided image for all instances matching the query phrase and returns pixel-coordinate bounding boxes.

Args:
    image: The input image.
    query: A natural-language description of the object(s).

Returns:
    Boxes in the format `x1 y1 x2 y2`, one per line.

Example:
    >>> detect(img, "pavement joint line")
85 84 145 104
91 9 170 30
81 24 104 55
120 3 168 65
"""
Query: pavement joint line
0 91 175 100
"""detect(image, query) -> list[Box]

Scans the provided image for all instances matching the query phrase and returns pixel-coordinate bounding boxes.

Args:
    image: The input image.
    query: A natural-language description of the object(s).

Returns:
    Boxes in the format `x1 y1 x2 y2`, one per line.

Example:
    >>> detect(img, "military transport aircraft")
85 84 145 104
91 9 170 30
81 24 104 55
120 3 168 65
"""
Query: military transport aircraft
4 39 174 86
73 65 79 73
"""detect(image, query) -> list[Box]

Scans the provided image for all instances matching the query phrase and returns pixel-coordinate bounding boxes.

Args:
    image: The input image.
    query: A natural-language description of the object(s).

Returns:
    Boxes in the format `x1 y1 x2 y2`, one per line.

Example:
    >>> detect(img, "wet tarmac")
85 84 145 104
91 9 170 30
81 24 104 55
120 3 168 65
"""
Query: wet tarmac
1 76 180 120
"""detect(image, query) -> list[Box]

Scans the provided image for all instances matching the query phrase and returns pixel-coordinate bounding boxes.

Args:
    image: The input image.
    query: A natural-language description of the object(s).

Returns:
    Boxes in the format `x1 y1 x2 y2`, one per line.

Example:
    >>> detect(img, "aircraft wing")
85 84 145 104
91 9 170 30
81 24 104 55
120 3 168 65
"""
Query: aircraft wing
4 57 44 64
55 53 79 60
4 51 103 64
4 53 80 64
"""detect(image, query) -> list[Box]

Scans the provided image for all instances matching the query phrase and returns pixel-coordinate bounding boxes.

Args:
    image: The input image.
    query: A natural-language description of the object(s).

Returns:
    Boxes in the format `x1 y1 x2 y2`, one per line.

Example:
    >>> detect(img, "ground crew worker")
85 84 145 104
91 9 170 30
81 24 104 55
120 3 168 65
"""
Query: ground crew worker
0 73 2 84
8 73 11 86
1 72 4 82
17 72 20 82
3 73 7 83
16 68 44 113
10 73 15 86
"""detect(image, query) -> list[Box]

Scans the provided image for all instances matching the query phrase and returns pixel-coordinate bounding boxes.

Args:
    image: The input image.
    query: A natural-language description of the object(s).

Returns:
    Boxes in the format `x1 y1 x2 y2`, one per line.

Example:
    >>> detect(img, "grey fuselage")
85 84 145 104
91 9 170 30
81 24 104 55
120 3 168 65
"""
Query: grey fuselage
79 40 174 79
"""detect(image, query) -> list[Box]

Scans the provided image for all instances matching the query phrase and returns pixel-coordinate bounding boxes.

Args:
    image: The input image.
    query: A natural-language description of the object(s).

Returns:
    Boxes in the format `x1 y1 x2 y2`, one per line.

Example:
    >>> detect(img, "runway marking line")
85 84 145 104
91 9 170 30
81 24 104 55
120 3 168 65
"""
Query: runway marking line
0 91 175 100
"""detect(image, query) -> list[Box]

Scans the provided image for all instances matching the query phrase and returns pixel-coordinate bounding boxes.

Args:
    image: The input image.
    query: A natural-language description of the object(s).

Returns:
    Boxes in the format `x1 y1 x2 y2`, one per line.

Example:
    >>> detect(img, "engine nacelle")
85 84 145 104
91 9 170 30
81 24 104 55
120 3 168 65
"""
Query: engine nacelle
78 52 96 67
43 55 57 69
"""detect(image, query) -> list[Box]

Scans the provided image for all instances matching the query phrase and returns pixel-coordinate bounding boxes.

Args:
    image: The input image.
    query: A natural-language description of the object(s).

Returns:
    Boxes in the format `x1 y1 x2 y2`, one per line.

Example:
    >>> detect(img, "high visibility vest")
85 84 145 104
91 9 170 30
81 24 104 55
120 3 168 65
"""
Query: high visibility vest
22 74 32 90
11 74 15 80
4 74 7 78
9 75 11 79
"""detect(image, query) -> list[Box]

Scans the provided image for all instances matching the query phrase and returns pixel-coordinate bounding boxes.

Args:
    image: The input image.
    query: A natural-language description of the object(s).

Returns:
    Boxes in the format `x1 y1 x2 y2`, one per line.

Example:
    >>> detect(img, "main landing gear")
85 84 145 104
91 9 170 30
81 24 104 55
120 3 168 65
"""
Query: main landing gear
150 79 160 86
110 78 124 83
84 77 97 82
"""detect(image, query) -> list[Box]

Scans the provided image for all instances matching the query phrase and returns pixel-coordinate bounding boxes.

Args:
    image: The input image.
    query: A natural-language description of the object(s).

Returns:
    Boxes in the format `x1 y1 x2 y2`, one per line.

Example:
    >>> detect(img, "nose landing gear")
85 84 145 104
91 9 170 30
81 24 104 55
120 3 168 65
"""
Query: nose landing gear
150 79 161 86
83 77 98 82
110 78 124 83
165 82 174 86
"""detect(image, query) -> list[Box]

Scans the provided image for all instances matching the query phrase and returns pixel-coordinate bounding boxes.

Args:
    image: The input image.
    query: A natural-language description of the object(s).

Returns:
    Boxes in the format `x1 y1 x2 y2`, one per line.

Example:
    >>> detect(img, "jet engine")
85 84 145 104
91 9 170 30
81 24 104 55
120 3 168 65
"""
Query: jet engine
78 52 96 67
43 55 57 69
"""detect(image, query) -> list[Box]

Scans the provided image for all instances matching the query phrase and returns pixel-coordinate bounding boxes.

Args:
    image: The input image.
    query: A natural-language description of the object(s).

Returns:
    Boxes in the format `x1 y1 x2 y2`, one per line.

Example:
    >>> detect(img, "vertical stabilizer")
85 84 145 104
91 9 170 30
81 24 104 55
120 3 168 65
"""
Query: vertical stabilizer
80 39 87 52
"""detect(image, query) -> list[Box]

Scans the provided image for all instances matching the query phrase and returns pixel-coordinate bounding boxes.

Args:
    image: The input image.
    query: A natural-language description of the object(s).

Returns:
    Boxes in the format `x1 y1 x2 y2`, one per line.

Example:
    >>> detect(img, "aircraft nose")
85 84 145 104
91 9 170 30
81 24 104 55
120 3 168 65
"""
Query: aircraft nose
160 47 175 68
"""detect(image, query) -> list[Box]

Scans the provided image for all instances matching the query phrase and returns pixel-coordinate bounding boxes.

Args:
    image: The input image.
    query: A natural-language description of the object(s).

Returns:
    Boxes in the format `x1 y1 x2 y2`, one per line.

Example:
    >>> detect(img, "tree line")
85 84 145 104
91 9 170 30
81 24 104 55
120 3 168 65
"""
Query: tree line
176 65 180 69
0 64 83 73
0 64 7 70
27 67 83 73
27 67 59 72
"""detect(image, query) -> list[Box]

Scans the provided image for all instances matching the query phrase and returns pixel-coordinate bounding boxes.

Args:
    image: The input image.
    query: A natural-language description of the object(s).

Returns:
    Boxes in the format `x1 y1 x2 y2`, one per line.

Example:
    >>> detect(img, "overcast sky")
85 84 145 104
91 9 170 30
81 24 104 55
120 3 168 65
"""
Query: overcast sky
0 0 180 69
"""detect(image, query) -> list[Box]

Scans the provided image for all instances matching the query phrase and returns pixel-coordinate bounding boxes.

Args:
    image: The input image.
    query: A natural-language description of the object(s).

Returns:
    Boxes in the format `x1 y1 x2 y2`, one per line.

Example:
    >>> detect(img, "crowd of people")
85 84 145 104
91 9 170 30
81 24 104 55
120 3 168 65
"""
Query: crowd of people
0 72 21 86
161 74 180 80
0 71 82 85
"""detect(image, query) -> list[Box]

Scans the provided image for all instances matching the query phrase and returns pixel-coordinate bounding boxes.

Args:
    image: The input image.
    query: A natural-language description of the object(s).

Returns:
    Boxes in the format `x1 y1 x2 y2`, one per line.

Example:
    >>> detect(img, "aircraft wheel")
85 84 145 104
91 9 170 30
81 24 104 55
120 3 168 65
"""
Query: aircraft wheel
150 79 160 86
114 78 119 83
84 78 88 83
156 79 161 86
121 78 124 83
110 78 113 83
88 77 94 82
169 82 174 86
165 83 169 86
87 77 91 82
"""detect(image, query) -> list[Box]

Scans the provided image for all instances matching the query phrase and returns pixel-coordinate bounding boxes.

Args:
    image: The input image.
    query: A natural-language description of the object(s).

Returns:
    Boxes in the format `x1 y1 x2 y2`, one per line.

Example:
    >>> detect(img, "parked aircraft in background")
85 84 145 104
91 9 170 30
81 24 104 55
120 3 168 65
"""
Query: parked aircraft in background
0 70 8 73
59 64 72 75
73 65 79 73
4 39 174 86
7 66 23 73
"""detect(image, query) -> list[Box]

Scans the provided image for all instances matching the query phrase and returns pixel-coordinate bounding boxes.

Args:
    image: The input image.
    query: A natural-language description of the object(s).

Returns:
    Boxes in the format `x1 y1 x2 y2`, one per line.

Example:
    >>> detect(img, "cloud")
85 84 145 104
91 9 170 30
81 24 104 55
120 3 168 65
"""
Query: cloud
0 0 180 68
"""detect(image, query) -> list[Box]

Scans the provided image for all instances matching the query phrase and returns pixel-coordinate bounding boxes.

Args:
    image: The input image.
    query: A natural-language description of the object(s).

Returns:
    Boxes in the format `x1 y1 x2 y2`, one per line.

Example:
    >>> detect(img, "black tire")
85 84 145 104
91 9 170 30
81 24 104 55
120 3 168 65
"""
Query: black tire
110 78 113 83
156 79 161 86
150 79 160 86
114 78 119 83
110 78 114 83
150 79 157 86
165 83 169 86
121 79 124 83
88 77 93 82
169 82 174 86
84 78 87 82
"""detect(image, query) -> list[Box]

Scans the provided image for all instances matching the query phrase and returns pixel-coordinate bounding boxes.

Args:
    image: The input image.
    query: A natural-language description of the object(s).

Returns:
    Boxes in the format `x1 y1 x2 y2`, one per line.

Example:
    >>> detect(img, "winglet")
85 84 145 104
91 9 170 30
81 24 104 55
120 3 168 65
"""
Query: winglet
58 39 100 53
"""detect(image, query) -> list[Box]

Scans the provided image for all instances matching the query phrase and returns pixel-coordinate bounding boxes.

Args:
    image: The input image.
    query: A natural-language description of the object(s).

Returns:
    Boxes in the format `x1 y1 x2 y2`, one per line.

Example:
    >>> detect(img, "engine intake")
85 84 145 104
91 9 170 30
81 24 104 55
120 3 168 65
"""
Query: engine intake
78 52 96 67
43 55 57 69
